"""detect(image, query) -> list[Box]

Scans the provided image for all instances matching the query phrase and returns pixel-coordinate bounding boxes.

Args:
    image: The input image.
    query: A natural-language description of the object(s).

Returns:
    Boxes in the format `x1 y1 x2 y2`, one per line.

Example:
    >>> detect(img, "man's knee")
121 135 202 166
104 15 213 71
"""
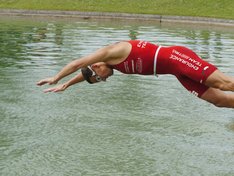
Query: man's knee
212 100 226 107
217 81 234 91
202 89 228 107
210 95 231 108
205 70 234 91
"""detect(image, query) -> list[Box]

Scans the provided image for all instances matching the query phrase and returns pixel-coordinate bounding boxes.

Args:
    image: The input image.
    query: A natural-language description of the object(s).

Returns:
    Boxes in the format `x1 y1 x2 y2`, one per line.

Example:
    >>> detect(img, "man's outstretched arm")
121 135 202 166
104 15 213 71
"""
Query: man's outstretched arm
37 42 130 86
37 45 113 86
42 72 85 93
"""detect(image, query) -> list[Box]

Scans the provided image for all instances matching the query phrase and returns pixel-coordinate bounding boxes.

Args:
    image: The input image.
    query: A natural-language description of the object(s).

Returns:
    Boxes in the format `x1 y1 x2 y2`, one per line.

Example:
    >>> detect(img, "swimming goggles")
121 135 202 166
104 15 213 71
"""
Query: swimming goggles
81 66 104 84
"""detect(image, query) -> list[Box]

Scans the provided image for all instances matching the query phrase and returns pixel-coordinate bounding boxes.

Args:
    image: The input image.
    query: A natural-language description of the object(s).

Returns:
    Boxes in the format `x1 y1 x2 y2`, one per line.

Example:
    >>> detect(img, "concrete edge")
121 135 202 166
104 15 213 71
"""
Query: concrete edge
1 9 234 26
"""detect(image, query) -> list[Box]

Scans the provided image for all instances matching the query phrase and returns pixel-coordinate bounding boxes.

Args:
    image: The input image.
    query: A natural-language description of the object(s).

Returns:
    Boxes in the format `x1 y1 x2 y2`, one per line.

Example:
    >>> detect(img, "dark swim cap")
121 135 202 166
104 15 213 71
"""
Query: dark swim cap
81 67 94 84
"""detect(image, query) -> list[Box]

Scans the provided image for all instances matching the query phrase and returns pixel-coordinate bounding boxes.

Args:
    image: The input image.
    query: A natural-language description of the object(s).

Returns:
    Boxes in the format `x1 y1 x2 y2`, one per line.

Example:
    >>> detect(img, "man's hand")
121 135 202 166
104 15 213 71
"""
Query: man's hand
43 84 68 93
37 77 57 86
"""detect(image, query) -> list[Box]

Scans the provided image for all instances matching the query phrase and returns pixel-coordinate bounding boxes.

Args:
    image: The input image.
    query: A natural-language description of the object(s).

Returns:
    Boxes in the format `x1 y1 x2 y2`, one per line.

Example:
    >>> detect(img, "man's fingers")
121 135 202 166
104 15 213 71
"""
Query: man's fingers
37 77 56 86
37 79 51 86
43 87 63 93
37 80 46 86
43 88 55 93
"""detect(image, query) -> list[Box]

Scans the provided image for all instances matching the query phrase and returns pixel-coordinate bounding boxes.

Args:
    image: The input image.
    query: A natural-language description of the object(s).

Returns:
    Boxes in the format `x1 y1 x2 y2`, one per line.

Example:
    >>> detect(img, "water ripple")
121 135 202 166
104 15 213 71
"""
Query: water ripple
0 16 234 176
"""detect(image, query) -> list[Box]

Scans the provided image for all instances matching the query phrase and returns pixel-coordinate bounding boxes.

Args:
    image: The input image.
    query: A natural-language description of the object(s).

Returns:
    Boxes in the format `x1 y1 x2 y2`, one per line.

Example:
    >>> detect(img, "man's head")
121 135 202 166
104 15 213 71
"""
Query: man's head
81 62 113 84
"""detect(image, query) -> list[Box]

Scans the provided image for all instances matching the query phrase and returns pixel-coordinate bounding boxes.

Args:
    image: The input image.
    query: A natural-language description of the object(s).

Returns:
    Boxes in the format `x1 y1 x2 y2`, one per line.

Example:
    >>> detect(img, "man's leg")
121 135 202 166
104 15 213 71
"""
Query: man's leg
205 70 234 91
201 87 234 108
176 75 234 108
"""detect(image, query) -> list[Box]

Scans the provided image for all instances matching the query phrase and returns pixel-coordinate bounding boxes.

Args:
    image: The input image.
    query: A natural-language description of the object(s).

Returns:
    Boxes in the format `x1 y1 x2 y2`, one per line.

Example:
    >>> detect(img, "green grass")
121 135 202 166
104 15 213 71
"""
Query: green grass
0 0 234 19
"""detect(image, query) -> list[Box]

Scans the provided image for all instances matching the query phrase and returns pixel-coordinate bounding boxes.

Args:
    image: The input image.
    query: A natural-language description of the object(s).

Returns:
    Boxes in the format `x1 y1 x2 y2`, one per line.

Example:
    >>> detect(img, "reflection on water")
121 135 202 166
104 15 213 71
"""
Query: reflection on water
227 122 234 131
0 16 234 176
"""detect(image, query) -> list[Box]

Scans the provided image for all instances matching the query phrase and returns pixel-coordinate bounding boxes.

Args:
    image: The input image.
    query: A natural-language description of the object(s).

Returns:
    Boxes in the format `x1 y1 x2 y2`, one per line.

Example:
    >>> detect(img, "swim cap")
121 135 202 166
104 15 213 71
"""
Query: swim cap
81 67 94 84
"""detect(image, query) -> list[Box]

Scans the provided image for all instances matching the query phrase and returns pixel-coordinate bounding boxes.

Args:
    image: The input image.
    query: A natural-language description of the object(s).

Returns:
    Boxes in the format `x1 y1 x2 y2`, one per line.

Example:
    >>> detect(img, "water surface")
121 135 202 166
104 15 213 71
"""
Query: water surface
0 16 234 176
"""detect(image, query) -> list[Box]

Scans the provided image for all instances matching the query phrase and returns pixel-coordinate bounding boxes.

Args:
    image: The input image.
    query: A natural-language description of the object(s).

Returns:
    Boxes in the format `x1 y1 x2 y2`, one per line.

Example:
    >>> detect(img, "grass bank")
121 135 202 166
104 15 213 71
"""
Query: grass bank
0 0 233 19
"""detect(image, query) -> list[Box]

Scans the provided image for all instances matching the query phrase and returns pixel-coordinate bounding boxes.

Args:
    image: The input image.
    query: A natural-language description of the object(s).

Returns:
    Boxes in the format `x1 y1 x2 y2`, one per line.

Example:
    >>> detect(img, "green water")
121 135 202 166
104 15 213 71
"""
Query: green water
0 16 234 176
